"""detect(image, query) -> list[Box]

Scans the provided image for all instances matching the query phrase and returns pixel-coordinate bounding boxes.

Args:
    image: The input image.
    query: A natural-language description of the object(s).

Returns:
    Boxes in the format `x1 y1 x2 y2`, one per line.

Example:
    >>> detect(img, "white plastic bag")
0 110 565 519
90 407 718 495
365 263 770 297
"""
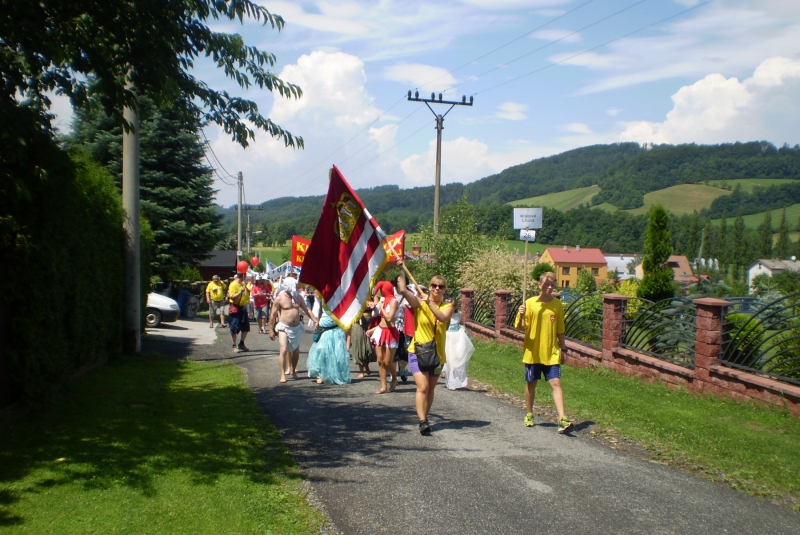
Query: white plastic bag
444 327 474 390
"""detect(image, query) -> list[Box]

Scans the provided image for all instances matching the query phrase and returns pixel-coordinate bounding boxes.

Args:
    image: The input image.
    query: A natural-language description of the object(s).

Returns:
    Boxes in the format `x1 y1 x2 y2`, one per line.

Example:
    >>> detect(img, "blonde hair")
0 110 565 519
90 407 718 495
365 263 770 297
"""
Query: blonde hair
429 275 447 288
539 271 556 284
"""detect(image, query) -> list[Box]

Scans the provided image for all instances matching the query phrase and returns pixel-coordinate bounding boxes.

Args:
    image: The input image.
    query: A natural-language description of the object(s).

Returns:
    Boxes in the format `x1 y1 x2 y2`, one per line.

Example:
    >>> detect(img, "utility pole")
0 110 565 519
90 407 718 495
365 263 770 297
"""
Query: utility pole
122 87 141 354
246 213 251 254
237 171 243 261
407 90 473 237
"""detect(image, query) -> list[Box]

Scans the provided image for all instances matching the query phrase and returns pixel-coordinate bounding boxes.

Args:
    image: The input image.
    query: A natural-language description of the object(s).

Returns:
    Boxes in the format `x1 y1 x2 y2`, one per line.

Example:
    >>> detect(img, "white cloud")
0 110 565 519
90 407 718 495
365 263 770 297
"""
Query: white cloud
496 102 529 121
606 107 622 116
532 28 581 44
617 56 800 145
384 63 457 91
563 123 592 134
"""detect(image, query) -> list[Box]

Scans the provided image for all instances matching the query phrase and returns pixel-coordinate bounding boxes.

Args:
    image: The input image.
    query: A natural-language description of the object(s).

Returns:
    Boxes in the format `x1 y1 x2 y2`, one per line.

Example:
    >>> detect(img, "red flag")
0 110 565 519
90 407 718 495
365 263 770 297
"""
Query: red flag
299 166 388 329
383 230 405 262
291 235 311 267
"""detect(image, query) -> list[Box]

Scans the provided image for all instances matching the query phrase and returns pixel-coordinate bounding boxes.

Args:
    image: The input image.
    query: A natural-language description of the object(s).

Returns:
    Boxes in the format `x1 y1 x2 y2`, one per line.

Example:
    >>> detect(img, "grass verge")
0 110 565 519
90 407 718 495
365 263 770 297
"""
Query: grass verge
469 339 800 511
0 355 325 533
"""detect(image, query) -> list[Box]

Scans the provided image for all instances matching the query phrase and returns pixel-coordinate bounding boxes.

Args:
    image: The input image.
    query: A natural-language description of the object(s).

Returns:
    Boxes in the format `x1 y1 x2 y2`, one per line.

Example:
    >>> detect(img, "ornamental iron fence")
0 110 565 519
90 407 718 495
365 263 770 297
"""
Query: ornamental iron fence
469 289 496 329
564 295 603 349
620 297 697 368
721 293 800 386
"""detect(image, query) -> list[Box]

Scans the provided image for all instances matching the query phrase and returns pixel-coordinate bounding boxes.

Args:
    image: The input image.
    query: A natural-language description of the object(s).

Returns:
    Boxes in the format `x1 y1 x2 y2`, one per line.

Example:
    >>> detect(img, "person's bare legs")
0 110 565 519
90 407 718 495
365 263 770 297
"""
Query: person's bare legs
548 378 566 420
387 348 398 391
413 372 430 421
525 380 538 414
291 349 300 379
425 374 439 414
375 346 395 393
277 332 290 383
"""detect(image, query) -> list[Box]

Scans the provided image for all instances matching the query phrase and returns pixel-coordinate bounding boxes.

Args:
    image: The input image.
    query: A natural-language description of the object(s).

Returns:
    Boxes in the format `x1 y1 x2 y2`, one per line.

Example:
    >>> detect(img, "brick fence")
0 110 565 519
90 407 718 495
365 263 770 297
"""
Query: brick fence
459 289 800 416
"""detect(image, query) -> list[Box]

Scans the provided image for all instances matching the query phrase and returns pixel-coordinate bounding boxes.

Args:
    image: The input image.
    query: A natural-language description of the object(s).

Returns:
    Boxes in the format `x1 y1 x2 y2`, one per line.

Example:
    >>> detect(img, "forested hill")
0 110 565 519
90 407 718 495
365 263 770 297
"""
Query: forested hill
593 142 800 209
220 140 800 235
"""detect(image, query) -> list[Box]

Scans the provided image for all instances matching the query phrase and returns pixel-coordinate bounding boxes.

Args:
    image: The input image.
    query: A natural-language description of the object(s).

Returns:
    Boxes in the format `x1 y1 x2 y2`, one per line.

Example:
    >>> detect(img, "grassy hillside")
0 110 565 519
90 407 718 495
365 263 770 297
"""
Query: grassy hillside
626 184 732 215
509 185 600 211
711 203 800 230
706 178 798 192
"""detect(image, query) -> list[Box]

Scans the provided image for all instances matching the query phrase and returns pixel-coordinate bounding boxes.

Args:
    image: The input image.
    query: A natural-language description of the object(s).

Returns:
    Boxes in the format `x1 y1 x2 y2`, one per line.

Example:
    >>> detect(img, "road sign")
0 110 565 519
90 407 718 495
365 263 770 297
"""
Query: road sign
519 229 536 241
513 207 542 229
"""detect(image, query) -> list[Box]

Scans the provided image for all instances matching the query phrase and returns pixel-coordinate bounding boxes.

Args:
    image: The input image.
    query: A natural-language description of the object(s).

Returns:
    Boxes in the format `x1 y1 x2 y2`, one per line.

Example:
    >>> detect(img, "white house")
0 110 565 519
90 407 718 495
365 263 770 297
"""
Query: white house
747 258 800 291
604 254 638 281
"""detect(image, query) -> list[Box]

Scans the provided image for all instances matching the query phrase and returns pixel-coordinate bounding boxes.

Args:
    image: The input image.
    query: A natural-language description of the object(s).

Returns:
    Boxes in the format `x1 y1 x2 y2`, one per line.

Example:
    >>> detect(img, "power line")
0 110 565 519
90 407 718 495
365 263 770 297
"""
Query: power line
473 0 713 96
201 129 238 179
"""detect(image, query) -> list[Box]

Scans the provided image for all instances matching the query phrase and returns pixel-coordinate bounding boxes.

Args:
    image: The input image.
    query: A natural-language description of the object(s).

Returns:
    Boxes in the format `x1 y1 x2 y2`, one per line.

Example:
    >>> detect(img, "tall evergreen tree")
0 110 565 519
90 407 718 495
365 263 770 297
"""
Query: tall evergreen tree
686 211 701 261
718 214 728 266
638 204 675 301
757 211 773 259
68 95 221 277
775 209 790 259
732 212 747 280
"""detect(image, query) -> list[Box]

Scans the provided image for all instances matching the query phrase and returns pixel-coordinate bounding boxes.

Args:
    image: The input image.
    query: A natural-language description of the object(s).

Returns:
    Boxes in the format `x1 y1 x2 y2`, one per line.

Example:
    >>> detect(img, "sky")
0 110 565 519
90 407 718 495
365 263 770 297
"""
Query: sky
50 0 800 207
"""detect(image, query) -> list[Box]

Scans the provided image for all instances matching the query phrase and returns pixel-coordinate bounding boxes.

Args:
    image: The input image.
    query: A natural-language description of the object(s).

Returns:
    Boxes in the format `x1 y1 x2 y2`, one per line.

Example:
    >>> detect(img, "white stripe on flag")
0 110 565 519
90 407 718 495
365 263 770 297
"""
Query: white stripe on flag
326 223 384 313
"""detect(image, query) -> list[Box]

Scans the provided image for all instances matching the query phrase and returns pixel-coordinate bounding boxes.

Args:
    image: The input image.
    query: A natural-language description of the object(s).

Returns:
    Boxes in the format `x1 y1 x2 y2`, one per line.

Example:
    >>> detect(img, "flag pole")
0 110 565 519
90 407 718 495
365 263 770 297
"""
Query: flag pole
381 235 420 288
523 235 529 303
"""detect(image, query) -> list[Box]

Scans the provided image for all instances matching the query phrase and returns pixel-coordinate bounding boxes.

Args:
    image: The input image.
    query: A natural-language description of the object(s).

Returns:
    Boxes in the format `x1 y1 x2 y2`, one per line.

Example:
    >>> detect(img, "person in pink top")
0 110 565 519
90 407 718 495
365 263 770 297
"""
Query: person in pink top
251 276 272 334
367 280 400 394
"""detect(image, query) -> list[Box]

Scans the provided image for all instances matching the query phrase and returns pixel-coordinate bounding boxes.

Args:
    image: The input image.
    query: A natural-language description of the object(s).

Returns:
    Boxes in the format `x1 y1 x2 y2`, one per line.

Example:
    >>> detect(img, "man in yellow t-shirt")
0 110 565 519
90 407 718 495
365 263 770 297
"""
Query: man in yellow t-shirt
205 275 227 328
227 273 251 353
515 271 573 434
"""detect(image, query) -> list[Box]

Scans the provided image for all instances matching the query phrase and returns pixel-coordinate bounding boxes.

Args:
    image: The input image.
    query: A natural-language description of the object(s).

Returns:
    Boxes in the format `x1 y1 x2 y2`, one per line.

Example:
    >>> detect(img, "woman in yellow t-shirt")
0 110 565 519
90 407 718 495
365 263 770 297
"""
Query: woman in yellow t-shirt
396 261 455 435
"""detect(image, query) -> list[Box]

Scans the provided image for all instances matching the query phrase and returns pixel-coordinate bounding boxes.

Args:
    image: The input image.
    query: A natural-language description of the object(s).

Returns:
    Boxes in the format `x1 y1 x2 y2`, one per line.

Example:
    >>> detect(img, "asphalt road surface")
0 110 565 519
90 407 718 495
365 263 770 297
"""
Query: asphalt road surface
146 319 799 534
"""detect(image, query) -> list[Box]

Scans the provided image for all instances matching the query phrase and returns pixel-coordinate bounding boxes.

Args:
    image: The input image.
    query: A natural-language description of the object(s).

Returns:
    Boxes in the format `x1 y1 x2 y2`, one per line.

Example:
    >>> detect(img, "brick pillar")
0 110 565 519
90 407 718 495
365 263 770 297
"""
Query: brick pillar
602 294 629 363
693 297 731 388
460 289 474 325
494 290 512 335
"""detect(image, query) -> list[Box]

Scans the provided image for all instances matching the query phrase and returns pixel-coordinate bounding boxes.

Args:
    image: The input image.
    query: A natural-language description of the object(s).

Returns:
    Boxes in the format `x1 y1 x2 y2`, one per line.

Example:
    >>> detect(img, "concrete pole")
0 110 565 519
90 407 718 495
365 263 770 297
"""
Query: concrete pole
122 97 141 353
237 171 243 260
247 213 251 254
434 115 443 238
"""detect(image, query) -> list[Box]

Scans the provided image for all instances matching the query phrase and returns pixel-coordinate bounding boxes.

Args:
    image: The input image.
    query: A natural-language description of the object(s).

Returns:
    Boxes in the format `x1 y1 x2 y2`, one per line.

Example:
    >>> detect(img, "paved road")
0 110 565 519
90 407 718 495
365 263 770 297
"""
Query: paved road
146 319 799 534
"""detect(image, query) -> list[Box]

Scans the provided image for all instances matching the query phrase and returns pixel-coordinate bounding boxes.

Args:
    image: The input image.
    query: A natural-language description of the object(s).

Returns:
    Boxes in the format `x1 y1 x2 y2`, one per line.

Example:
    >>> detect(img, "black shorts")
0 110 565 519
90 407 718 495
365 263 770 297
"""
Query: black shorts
229 308 250 334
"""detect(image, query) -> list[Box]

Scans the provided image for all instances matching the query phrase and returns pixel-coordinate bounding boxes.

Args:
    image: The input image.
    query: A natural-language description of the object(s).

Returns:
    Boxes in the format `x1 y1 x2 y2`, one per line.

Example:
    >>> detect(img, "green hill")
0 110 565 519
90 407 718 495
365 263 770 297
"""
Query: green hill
626 184 732 216
509 185 600 211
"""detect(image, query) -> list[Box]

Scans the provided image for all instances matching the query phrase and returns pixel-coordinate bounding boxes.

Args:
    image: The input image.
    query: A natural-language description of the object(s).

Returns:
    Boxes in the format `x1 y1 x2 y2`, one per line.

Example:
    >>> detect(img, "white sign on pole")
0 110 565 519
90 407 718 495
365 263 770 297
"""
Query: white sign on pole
519 229 536 241
513 207 542 229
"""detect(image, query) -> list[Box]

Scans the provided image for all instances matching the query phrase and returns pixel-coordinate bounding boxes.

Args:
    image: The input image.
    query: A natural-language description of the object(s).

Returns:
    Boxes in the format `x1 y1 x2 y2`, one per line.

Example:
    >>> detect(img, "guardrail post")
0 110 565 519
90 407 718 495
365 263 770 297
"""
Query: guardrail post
693 297 731 384
602 294 629 363
460 289 474 325
494 290 512 336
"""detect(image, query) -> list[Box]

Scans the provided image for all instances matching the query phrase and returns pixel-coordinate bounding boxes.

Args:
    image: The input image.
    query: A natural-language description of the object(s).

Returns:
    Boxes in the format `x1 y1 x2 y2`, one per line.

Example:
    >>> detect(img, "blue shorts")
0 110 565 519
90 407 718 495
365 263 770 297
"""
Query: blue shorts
525 364 561 382
408 352 442 376
229 308 250 334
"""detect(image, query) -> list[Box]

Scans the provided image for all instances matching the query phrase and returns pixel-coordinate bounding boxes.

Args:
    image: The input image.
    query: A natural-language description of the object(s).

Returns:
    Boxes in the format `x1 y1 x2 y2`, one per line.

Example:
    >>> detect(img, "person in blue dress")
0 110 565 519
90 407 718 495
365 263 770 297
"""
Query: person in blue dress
307 307 352 385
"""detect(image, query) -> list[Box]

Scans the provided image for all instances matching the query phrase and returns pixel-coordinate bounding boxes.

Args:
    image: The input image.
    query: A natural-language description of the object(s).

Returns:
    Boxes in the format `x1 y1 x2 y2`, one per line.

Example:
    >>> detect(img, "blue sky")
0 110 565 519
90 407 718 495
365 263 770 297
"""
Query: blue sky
52 1 800 207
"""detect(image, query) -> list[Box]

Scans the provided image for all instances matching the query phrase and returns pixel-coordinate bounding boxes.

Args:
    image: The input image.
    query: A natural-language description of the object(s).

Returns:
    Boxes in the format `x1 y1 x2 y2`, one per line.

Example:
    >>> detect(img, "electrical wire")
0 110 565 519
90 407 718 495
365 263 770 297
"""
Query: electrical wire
473 0 713 97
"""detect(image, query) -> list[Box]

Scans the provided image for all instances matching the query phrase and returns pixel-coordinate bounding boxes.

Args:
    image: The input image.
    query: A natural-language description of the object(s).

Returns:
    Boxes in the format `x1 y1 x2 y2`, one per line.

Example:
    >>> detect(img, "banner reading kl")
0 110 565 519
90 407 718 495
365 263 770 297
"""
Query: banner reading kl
291 235 311 267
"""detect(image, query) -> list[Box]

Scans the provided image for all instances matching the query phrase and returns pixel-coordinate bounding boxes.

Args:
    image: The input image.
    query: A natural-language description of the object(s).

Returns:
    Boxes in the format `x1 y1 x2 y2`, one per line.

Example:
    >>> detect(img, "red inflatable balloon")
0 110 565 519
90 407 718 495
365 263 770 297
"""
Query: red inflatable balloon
236 260 249 274
250 256 260 267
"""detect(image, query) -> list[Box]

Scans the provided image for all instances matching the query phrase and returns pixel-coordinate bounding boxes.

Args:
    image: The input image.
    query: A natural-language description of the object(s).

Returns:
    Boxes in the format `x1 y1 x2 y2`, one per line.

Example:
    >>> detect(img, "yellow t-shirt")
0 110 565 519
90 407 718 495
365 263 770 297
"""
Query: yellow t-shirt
205 281 227 302
228 280 250 306
409 301 453 365
517 296 565 366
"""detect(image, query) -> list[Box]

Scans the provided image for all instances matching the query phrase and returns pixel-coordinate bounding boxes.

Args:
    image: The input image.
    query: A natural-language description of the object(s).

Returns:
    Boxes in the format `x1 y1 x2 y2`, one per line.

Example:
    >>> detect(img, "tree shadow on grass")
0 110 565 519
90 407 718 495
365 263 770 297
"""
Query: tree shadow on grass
0 354 298 525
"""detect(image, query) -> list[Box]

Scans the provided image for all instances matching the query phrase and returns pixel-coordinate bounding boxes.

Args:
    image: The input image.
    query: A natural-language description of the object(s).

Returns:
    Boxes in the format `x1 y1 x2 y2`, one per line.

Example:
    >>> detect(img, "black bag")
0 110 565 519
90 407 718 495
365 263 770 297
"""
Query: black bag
414 339 440 369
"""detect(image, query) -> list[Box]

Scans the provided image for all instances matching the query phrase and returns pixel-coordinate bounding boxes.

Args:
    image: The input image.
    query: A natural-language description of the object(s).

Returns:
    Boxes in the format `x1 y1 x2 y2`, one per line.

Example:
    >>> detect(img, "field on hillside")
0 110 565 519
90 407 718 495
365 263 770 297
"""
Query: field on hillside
625 184 732 215
711 203 800 231
706 178 798 192
509 185 600 211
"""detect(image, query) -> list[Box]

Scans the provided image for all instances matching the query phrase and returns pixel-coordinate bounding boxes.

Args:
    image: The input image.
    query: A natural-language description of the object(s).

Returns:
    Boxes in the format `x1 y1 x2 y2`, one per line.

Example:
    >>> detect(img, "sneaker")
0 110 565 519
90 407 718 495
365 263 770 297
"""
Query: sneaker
232 345 239 354
557 417 574 434
524 413 534 427
418 419 432 435
237 342 249 352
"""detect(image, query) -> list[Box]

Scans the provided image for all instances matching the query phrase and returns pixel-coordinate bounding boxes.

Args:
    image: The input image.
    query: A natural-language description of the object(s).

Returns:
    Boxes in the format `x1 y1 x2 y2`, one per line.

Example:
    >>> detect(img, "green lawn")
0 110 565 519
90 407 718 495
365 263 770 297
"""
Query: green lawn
253 246 289 265
469 339 800 510
0 356 324 533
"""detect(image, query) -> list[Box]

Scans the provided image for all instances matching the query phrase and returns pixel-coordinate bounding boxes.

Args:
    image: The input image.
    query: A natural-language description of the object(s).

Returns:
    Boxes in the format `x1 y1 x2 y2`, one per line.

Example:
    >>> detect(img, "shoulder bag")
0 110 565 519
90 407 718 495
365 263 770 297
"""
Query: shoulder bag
414 318 440 369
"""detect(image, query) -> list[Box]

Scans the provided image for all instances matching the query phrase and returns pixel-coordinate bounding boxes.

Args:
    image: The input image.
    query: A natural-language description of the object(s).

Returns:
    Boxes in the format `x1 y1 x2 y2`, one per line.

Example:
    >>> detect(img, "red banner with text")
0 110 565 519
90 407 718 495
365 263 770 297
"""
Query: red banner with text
291 235 311 267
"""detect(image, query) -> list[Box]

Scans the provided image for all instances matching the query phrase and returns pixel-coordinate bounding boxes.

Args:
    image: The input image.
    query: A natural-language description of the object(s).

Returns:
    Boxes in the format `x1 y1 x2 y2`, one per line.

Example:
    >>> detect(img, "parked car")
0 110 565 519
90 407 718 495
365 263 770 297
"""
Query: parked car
146 292 180 327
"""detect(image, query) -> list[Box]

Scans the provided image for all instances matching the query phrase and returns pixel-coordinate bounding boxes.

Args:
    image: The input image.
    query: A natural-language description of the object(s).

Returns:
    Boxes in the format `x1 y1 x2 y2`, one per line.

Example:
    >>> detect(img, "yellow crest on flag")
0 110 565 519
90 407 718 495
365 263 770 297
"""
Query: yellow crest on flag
332 192 362 243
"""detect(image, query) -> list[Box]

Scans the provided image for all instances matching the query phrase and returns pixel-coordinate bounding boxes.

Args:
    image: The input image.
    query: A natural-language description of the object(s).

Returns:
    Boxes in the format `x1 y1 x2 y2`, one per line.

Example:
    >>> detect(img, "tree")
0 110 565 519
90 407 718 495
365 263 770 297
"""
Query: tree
638 204 675 301
732 211 747 279
532 262 556 282
3 1 302 148
757 211 773 259
686 211 701 261
68 95 222 277
576 268 597 294
775 209 790 259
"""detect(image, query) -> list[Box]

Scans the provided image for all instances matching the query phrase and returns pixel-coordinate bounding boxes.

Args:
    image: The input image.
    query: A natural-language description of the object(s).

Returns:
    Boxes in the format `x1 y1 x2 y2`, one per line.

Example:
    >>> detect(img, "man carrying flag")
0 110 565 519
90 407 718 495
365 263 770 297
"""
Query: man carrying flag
300 166 388 330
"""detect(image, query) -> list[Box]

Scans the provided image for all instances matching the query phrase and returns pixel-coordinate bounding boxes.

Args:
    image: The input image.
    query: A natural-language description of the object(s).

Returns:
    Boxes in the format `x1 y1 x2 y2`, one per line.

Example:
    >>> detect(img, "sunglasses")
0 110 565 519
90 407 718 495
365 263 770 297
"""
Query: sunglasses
430 283 445 290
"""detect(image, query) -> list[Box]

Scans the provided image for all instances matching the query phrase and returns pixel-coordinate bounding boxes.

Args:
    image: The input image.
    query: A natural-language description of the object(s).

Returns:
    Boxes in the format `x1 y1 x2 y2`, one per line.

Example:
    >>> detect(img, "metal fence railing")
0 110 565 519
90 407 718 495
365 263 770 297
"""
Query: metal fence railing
564 295 604 349
469 289 495 329
721 293 800 386
620 297 697 368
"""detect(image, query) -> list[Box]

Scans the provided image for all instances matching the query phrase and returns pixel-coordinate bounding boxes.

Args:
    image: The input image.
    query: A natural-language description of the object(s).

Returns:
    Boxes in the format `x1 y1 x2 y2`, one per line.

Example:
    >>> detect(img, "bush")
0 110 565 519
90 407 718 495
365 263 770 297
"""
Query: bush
458 245 538 295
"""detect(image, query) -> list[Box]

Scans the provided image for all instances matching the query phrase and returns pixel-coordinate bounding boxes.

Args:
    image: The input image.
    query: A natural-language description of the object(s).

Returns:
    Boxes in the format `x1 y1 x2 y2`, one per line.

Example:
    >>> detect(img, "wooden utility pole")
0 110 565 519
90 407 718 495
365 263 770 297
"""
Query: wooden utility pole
407 91 473 237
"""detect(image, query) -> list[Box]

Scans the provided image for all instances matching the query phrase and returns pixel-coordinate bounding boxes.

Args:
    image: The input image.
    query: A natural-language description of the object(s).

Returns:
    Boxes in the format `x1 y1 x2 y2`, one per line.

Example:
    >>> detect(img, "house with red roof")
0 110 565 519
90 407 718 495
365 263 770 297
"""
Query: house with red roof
539 246 608 289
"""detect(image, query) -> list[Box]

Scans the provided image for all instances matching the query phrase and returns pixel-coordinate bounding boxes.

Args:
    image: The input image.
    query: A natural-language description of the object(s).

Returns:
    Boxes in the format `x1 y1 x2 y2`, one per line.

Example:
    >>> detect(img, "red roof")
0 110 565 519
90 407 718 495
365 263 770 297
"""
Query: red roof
546 247 607 264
